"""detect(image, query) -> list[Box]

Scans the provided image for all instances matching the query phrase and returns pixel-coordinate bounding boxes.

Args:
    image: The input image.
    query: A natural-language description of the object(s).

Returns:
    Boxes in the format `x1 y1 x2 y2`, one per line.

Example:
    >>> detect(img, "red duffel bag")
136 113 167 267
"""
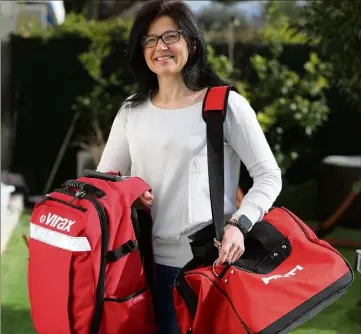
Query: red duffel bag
173 86 354 334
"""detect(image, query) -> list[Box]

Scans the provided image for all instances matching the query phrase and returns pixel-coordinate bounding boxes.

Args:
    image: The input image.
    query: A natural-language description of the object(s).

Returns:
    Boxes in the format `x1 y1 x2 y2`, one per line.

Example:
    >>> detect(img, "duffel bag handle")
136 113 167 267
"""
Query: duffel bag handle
61 179 105 197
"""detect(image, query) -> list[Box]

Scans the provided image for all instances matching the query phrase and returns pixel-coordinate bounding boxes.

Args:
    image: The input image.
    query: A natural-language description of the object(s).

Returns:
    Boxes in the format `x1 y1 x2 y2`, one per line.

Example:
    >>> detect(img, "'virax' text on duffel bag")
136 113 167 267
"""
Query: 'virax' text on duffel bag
27 170 158 334
173 86 354 334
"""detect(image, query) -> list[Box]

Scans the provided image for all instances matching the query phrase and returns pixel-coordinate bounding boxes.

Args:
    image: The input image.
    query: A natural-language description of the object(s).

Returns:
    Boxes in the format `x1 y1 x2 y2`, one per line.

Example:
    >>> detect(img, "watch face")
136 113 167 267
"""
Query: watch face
238 215 252 231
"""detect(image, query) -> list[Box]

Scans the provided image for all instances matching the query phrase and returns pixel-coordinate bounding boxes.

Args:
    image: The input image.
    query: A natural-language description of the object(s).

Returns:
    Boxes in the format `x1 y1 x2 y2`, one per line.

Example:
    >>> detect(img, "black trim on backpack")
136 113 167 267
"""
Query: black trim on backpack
39 194 87 212
106 240 139 262
54 184 155 334
84 195 109 334
61 179 105 198
132 209 158 313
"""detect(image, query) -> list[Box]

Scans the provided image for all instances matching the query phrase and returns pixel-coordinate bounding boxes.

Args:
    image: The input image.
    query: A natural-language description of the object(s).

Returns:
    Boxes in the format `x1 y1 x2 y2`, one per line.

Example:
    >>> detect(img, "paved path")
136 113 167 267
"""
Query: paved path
1 194 24 253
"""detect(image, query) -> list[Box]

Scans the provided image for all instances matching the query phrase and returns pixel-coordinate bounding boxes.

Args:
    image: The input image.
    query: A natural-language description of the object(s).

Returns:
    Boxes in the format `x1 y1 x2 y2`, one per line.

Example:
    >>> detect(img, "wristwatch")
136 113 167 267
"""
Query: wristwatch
226 215 253 236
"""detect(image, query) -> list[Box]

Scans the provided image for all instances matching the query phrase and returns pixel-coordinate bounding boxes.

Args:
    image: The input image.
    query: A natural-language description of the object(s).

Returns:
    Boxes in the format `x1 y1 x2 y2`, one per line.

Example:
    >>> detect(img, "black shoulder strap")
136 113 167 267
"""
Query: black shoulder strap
202 85 238 241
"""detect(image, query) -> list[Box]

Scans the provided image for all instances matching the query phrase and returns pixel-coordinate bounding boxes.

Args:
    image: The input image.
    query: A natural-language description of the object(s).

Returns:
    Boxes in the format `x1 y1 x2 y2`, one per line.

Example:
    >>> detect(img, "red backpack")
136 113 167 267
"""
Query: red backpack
27 170 158 334
173 86 354 334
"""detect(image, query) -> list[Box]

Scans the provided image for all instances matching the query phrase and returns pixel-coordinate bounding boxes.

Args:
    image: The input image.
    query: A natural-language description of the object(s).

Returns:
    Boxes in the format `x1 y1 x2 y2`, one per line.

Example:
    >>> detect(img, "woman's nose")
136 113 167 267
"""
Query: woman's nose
156 40 168 51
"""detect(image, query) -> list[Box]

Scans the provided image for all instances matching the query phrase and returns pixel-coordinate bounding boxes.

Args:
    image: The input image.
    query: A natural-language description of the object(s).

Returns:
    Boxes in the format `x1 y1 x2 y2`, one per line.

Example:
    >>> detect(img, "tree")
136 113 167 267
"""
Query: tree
197 4 249 31
206 0 306 43
63 0 144 20
260 1 305 23
297 0 361 108
259 0 308 44
212 0 248 5
223 1 331 173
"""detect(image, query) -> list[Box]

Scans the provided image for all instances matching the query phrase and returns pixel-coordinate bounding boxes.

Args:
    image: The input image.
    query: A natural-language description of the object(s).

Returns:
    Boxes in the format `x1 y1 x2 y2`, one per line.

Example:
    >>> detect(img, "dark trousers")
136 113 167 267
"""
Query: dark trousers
154 263 181 334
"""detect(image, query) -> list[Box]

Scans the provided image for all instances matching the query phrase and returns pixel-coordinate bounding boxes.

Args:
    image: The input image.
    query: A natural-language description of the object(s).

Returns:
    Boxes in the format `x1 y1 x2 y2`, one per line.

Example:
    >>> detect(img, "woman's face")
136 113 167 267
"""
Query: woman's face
142 16 189 77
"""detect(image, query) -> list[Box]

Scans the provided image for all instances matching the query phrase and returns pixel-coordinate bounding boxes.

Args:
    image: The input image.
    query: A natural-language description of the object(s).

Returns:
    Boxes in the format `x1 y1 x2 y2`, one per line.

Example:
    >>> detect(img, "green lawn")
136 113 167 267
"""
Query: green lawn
1 211 36 334
1 211 360 334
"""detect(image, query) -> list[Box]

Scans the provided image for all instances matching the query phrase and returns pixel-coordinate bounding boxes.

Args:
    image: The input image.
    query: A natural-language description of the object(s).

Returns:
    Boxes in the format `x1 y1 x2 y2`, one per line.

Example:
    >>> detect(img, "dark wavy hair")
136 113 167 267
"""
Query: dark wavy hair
124 0 228 107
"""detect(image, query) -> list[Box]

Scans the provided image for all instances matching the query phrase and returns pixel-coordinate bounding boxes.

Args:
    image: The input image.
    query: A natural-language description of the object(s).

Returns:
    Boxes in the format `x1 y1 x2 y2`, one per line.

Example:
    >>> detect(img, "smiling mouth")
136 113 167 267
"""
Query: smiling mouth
155 56 174 61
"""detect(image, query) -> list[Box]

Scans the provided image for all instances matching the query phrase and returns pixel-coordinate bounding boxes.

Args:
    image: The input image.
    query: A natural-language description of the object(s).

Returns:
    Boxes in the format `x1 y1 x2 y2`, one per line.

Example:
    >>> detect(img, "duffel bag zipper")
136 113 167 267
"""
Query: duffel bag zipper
201 207 354 334
230 208 354 278
280 207 354 272
185 271 253 334
185 207 354 334
277 207 354 334
279 289 346 334
55 188 109 334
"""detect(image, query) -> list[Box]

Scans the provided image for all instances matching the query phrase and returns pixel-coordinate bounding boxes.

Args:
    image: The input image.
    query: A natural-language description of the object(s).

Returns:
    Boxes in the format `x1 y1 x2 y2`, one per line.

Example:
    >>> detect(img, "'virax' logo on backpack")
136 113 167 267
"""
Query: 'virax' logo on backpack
39 212 76 232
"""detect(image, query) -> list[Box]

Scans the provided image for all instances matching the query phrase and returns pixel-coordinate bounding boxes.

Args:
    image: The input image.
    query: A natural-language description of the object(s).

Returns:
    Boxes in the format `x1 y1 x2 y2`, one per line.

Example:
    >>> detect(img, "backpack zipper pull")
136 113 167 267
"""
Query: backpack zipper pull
39 194 51 204
68 190 86 204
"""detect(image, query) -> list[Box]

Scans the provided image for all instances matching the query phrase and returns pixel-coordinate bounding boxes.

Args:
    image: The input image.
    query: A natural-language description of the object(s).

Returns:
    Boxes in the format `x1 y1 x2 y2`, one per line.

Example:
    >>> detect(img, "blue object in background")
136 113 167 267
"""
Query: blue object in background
46 0 65 26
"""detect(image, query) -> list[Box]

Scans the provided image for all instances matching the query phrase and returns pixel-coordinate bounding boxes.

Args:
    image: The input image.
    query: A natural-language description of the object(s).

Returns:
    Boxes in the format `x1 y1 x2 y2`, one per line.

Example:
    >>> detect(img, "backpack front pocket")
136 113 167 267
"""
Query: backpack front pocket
101 286 157 334
28 202 94 334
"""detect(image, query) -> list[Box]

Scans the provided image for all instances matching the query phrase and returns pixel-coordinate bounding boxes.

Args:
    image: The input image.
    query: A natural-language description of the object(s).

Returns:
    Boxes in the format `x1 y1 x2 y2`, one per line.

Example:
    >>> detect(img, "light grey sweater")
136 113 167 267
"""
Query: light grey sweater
97 91 282 267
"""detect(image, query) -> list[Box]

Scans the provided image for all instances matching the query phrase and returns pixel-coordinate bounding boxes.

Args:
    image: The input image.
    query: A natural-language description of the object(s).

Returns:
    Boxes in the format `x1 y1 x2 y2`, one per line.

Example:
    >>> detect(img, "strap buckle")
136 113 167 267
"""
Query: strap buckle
125 239 138 252
106 239 138 262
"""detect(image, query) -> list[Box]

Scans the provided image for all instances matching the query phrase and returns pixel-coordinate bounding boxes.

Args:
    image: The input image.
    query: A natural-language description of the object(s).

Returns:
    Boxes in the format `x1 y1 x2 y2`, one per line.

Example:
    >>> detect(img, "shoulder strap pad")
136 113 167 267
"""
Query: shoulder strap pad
202 85 238 122
201 85 238 241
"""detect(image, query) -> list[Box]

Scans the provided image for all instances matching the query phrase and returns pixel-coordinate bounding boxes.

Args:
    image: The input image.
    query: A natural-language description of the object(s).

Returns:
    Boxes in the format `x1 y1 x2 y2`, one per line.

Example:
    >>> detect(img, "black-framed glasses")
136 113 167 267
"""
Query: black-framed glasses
141 30 183 48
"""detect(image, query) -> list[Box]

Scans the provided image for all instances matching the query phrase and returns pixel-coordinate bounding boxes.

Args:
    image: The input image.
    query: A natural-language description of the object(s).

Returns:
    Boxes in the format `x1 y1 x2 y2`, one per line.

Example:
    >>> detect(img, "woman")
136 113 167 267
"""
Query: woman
97 1 282 333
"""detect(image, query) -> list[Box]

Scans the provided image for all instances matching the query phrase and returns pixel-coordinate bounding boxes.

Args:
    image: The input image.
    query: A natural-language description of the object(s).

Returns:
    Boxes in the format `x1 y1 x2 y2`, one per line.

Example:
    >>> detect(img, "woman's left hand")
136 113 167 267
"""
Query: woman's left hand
138 191 154 208
214 224 245 265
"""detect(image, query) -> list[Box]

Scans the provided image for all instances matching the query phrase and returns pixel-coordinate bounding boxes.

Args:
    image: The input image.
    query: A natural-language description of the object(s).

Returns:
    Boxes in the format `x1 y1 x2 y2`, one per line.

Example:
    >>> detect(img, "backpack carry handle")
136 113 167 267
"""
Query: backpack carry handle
61 179 105 198
120 177 152 208
83 169 124 182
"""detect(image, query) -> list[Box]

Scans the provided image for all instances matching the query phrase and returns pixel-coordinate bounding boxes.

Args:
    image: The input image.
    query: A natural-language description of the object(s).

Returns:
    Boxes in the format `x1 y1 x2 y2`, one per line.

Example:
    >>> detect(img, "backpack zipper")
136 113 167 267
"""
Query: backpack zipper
54 187 109 334
39 194 86 212
85 194 109 334
104 286 147 303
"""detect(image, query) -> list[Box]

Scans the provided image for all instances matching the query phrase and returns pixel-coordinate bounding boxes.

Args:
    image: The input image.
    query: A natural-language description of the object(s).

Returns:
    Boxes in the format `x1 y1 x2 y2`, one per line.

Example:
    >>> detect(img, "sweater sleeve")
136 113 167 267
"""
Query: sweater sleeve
224 91 282 226
97 104 131 175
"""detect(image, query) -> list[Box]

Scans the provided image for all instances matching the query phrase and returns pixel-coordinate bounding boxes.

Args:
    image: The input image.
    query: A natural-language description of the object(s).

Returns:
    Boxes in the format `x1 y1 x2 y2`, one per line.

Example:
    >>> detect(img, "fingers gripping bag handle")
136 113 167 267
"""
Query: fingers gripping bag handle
82 169 152 208
120 177 152 207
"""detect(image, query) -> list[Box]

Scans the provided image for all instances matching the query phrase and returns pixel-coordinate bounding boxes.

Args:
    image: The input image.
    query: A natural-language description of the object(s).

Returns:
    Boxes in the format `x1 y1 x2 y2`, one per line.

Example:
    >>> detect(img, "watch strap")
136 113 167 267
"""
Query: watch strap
225 215 252 235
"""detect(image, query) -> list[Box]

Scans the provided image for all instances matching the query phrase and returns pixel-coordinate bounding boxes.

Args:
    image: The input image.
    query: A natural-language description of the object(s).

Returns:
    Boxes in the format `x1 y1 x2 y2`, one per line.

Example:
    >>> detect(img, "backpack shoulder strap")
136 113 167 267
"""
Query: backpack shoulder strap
201 85 238 241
